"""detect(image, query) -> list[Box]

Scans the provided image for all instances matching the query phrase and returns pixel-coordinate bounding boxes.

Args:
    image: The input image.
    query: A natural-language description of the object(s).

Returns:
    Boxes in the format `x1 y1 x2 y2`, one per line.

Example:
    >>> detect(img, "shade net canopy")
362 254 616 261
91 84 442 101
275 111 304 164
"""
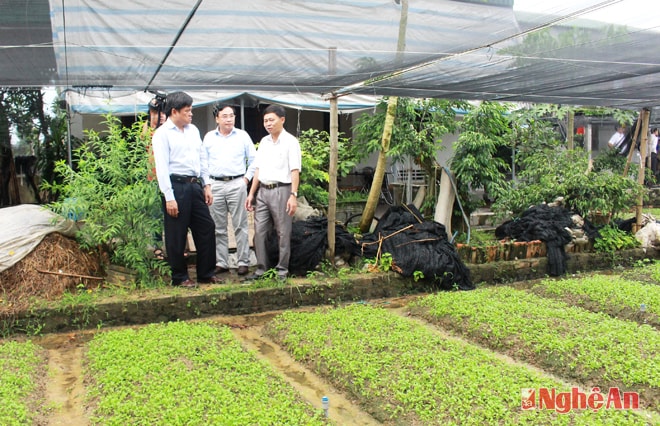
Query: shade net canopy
2 0 660 109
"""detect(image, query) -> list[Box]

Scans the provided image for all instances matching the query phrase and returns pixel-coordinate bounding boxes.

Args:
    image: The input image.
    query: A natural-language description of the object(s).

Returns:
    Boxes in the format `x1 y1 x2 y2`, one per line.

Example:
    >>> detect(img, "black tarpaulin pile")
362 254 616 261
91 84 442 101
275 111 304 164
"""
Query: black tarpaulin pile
266 216 361 276
359 205 474 291
495 204 575 276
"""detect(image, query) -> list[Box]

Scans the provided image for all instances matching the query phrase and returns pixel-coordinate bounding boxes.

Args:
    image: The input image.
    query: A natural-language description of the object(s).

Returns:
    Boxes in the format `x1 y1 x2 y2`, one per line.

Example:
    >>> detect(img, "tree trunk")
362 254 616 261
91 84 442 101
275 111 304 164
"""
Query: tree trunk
357 0 407 233
0 90 13 206
359 96 398 233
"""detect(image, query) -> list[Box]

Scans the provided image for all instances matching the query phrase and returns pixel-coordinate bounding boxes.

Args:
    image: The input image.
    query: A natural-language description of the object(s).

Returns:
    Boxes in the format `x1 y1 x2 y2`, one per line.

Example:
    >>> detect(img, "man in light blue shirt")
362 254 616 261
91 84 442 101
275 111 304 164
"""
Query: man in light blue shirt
152 91 219 287
203 104 256 276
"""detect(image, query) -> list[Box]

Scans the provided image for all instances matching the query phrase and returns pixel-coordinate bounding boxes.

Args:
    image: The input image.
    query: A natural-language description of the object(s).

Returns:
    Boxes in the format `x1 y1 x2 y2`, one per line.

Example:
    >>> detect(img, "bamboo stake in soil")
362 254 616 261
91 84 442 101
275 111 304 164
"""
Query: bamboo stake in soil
36 269 104 280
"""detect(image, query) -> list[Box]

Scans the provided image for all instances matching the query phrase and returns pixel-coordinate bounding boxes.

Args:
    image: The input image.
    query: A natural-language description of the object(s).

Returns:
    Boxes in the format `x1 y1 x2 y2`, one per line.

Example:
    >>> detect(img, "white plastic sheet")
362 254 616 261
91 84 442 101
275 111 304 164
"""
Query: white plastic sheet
0 205 78 274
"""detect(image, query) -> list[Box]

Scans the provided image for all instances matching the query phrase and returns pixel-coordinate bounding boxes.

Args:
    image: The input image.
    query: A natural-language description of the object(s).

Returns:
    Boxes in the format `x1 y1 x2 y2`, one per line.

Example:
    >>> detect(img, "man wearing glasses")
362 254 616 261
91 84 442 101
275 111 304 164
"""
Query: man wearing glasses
203 104 256 276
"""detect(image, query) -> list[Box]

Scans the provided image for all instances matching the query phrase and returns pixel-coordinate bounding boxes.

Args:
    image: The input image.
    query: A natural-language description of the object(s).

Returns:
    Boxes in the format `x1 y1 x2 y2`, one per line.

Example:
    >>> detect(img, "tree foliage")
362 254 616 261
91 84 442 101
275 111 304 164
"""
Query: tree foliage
449 101 511 213
352 97 465 169
297 129 356 206
491 106 645 218
43 114 167 286
0 88 69 205
351 97 468 213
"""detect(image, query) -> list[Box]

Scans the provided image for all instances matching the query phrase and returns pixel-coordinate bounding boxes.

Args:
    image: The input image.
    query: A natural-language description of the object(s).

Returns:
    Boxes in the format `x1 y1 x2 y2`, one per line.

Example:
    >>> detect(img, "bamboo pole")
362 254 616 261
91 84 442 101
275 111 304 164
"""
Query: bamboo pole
36 269 104 280
623 112 643 176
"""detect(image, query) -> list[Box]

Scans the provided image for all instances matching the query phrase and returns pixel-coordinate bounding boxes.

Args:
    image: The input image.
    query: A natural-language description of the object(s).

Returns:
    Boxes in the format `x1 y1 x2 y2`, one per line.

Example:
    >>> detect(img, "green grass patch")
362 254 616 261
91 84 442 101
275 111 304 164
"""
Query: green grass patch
642 208 660 218
531 274 660 329
265 304 644 425
86 321 327 425
0 340 46 425
411 287 660 412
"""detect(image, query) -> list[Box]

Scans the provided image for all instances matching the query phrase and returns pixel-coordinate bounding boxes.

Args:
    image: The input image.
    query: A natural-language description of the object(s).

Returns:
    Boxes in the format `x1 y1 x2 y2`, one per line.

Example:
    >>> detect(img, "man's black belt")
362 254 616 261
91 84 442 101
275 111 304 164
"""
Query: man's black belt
210 174 243 182
260 182 291 190
170 174 201 184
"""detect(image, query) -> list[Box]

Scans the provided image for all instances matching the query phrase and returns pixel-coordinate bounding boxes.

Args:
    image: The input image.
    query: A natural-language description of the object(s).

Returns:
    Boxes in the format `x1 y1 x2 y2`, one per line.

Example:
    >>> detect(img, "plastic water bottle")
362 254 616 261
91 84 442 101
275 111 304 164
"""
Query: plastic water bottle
640 303 647 313
322 396 329 417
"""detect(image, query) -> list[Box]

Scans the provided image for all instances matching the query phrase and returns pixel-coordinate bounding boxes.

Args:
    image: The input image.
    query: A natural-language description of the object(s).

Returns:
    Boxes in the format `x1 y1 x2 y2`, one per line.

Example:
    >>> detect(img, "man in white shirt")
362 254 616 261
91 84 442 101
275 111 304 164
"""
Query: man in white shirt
607 125 627 154
650 127 659 183
245 105 301 281
203 104 256 276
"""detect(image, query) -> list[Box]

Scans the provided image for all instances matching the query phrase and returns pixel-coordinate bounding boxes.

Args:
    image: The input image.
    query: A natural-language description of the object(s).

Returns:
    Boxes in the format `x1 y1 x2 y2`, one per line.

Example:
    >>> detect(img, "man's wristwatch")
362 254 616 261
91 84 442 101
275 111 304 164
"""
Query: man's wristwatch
290 191 298 197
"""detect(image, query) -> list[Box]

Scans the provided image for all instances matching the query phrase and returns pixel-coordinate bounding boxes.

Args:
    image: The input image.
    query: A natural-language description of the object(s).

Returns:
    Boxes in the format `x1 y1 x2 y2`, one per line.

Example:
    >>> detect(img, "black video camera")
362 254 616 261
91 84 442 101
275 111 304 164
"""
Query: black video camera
148 91 167 111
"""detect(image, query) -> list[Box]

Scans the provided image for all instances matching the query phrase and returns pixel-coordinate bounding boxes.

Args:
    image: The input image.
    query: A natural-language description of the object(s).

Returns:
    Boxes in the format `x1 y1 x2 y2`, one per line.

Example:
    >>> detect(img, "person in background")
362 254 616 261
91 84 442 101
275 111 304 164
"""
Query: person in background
151 91 220 287
144 95 167 260
143 95 167 137
143 95 167 178
650 127 659 183
245 105 301 281
203 104 256 276
607 124 627 154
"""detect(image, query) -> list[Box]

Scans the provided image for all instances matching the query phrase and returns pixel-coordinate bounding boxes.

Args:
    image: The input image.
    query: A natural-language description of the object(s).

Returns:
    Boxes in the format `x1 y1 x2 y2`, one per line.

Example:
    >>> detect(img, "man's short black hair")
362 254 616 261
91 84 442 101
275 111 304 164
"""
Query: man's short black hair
263 104 286 119
164 91 193 117
213 103 235 117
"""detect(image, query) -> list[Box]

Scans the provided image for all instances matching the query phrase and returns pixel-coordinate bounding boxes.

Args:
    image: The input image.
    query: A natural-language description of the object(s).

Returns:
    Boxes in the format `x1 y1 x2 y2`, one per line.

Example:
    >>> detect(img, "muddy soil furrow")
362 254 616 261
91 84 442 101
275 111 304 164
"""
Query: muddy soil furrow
233 325 380 425
40 334 89 425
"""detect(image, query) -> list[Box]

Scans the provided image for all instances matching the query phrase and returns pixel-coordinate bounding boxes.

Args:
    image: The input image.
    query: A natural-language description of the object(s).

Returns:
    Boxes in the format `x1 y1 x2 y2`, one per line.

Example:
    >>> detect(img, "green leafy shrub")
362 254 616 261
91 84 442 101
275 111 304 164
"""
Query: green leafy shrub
490 105 645 219
592 146 627 175
43 114 167 286
297 128 357 206
593 225 640 253
351 97 467 213
493 147 644 218
450 101 512 213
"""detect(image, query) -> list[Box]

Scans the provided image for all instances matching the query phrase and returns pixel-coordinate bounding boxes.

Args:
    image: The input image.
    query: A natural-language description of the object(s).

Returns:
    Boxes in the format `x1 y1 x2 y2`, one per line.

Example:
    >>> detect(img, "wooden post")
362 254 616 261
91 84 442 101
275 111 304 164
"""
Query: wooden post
327 94 338 264
326 46 338 264
635 108 651 232
567 110 574 150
